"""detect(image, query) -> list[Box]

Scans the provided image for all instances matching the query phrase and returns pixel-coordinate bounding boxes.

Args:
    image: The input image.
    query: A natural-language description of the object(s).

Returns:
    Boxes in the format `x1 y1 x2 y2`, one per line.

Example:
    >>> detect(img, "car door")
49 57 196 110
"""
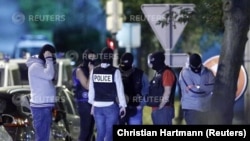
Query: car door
57 87 80 140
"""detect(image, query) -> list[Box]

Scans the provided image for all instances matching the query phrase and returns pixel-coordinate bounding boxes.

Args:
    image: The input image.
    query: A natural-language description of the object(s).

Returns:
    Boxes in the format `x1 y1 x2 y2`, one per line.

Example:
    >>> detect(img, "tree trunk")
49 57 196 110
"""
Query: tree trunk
211 0 250 124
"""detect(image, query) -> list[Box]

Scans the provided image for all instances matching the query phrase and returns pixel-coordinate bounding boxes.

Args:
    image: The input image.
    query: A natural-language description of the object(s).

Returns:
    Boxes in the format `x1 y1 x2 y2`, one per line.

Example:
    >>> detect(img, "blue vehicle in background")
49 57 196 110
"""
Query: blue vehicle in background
13 34 53 59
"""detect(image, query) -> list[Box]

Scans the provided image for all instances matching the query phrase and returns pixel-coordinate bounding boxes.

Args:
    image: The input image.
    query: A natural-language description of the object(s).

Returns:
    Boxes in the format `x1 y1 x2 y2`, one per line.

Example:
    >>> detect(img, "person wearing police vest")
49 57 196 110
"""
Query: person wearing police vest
88 47 127 141
118 52 149 125
72 49 96 141
146 51 177 125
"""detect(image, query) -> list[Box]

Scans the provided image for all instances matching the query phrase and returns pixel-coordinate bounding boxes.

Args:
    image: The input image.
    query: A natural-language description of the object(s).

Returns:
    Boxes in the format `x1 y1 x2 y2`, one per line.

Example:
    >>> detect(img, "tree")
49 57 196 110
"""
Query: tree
157 0 250 124
101 0 250 124
100 0 224 73
211 0 250 124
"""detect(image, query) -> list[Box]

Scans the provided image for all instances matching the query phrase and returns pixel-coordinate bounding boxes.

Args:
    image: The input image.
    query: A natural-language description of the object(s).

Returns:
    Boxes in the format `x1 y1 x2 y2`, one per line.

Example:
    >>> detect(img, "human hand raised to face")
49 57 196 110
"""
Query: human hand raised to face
44 51 53 58
88 62 94 71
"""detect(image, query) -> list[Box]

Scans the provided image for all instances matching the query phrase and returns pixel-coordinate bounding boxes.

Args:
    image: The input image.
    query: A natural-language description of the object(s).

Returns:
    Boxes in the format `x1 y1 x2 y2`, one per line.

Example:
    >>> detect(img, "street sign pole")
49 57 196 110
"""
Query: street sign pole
141 4 195 67
167 5 173 66
169 5 173 52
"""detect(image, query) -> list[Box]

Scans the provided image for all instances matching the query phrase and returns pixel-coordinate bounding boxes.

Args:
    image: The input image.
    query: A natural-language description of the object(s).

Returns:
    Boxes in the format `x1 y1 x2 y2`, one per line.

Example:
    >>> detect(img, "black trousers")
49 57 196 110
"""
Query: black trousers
77 101 95 141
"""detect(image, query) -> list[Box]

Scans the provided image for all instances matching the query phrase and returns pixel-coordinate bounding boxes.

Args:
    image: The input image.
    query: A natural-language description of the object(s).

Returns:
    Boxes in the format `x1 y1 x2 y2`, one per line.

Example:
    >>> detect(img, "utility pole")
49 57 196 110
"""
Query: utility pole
106 0 123 67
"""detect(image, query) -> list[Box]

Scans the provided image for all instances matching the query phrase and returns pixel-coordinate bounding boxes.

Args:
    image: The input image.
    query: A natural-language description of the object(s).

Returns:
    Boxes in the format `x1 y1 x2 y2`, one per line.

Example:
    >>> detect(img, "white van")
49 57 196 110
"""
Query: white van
0 58 73 89
0 60 21 87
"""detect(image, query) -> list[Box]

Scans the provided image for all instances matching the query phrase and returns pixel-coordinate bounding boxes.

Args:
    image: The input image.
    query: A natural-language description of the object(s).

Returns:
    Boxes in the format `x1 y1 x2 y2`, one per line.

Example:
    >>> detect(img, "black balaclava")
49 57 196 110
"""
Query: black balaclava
82 49 95 67
189 53 202 73
38 44 56 63
119 53 133 71
150 51 166 72
101 47 113 64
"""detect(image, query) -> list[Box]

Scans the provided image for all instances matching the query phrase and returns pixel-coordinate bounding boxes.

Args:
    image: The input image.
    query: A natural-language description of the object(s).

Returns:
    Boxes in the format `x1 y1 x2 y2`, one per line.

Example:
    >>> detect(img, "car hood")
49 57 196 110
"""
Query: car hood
0 126 13 141
26 55 44 67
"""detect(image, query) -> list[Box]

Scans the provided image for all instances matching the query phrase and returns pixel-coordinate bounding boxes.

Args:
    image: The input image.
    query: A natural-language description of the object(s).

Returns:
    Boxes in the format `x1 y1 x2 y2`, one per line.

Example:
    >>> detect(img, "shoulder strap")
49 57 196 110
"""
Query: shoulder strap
180 70 188 87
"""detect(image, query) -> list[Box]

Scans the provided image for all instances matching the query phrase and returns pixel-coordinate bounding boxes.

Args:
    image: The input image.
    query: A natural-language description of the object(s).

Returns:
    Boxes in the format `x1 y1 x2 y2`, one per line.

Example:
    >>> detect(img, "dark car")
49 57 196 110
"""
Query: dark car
0 85 80 141
0 114 14 141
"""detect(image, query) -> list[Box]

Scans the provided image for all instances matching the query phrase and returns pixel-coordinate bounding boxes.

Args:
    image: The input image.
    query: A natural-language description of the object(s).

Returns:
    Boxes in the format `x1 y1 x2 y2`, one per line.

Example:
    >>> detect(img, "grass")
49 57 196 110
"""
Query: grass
142 100 186 125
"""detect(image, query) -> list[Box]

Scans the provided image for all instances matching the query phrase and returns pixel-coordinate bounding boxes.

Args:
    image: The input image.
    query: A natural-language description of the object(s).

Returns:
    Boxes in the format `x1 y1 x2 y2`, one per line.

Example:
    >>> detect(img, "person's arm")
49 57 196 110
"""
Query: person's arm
180 68 203 93
76 68 89 90
158 70 175 109
115 69 127 118
88 70 94 105
31 57 55 80
115 69 127 108
199 69 215 94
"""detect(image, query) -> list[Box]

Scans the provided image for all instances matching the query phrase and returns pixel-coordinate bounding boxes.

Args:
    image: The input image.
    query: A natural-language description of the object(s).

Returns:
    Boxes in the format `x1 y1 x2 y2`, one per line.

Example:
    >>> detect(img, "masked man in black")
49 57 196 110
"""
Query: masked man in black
147 51 177 125
119 52 149 125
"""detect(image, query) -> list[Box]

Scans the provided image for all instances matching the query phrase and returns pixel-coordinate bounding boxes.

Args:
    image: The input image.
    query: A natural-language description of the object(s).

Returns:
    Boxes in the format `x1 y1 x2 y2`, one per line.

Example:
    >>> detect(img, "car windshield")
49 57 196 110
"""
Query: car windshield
15 47 41 59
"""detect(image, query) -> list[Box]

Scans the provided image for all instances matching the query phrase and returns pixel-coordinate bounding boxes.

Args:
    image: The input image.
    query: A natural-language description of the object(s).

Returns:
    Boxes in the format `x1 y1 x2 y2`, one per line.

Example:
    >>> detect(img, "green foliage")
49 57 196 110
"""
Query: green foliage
53 22 102 53
19 0 103 56
19 0 224 68
100 0 223 73
156 6 195 29
18 0 70 31
102 0 223 53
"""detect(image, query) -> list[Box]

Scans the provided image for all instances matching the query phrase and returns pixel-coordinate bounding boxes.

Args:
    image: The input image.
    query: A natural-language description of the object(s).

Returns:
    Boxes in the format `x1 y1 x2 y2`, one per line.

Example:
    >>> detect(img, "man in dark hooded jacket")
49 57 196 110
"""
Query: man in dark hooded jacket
118 52 149 125
147 51 177 125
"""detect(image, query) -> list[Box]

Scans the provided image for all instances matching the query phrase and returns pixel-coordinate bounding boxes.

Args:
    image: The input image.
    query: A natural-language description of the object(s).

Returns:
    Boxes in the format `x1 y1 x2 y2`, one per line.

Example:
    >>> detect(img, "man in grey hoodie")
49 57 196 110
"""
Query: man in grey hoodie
26 44 56 141
179 53 215 125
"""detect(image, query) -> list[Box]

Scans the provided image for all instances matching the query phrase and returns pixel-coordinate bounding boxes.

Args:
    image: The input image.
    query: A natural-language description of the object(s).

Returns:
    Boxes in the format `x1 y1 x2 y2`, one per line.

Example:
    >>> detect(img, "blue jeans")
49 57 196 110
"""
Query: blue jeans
77 101 95 141
183 109 210 125
151 106 174 125
93 103 119 141
119 106 143 125
31 107 53 141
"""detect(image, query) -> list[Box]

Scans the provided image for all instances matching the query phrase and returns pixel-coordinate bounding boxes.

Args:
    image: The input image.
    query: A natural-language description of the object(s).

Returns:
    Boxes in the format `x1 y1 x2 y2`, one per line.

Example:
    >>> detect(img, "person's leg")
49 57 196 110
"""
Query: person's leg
165 106 174 125
183 109 202 125
151 108 166 125
94 106 106 141
104 103 119 141
151 109 157 125
90 119 95 141
77 102 95 141
128 106 143 125
86 103 95 141
198 111 211 125
151 107 173 125
31 107 52 141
